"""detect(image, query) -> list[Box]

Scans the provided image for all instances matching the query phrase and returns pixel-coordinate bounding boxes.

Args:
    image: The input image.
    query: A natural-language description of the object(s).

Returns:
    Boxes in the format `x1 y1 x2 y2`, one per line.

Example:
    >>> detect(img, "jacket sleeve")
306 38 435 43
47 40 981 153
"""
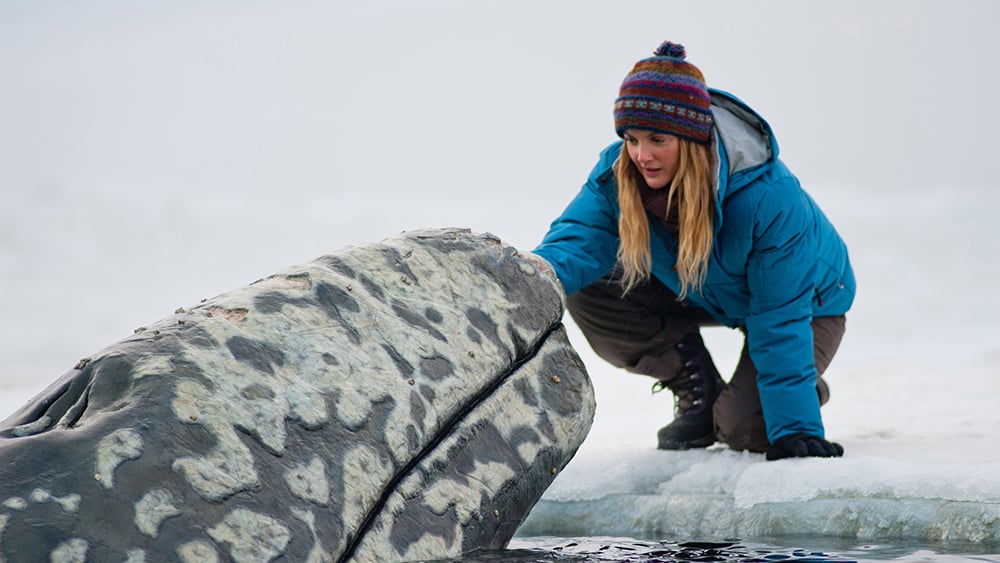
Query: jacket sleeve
744 170 825 444
532 150 622 296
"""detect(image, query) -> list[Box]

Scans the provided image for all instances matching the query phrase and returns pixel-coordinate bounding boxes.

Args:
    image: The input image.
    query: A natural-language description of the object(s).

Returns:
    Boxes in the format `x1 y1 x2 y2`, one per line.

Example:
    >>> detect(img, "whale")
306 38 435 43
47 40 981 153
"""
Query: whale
0 228 595 563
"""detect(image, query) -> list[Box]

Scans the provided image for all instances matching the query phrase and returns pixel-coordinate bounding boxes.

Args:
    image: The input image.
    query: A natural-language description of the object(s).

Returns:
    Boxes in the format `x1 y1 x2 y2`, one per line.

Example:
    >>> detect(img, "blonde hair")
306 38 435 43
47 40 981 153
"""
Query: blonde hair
616 138 714 299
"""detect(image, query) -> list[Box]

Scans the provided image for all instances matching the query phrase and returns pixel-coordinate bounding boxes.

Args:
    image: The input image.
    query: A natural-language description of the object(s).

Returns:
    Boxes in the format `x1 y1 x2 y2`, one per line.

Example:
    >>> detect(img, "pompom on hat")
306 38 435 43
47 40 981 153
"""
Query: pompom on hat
613 41 713 144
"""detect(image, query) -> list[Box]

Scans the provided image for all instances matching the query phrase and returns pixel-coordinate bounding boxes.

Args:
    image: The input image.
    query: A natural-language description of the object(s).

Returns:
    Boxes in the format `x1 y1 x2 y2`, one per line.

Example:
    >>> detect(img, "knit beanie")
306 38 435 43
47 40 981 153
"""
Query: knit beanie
613 41 713 144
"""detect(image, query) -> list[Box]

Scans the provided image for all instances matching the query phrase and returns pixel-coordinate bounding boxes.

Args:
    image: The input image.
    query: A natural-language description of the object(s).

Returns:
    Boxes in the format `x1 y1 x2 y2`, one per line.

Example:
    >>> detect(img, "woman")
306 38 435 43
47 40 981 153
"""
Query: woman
532 41 855 460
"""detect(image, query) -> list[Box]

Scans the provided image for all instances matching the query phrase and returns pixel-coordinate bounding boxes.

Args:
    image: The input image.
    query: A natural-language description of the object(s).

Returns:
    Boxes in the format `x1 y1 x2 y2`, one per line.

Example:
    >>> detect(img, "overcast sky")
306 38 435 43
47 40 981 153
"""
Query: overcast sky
2 1 996 205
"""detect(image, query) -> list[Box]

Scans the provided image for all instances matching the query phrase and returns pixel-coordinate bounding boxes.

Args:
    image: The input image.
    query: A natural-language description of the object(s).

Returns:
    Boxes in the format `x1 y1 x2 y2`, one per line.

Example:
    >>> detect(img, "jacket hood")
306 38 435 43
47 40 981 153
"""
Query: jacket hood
710 88 779 199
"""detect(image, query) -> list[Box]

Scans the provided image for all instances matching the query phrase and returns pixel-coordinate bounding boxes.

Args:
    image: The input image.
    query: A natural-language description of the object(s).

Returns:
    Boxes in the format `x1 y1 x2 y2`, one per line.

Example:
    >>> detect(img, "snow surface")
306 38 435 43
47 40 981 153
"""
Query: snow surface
1 0 999 553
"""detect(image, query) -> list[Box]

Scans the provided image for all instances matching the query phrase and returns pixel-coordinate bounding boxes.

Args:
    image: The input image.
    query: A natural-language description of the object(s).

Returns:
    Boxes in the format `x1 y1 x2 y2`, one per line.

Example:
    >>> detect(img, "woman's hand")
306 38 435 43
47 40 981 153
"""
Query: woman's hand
519 251 556 278
766 432 844 460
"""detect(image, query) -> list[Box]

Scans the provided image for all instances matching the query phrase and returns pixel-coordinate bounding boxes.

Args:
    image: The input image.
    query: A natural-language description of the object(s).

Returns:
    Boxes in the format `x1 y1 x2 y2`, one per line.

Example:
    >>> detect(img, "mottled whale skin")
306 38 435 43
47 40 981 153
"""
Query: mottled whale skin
0 228 595 563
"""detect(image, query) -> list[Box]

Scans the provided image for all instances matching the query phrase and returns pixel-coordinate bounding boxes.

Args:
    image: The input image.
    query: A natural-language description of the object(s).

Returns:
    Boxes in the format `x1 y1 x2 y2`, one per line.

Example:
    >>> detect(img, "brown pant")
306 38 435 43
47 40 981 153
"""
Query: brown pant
566 270 846 453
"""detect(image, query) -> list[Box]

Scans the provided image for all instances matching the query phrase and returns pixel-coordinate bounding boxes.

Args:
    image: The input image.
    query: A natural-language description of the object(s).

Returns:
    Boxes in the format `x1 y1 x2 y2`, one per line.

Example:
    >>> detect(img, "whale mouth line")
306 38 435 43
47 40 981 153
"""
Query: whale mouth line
338 319 563 563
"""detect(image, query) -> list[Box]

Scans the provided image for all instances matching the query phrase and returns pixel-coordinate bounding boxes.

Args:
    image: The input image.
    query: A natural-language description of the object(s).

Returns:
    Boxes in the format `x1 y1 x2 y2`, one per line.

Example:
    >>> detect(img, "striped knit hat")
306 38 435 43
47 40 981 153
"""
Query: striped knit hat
613 41 713 144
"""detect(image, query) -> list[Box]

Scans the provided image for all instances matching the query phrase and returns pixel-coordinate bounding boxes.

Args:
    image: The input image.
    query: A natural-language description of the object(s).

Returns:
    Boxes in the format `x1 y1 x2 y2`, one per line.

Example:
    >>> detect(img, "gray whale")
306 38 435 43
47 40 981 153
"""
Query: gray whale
0 228 595 562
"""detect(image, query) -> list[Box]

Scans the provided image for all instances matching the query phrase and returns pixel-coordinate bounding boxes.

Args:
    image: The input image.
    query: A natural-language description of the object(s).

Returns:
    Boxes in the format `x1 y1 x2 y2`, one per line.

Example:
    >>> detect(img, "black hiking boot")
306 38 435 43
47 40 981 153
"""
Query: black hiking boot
654 332 725 450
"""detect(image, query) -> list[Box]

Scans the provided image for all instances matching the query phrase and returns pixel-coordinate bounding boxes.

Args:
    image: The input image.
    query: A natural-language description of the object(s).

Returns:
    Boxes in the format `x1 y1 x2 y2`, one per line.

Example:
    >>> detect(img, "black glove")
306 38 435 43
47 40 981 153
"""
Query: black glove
765 432 844 461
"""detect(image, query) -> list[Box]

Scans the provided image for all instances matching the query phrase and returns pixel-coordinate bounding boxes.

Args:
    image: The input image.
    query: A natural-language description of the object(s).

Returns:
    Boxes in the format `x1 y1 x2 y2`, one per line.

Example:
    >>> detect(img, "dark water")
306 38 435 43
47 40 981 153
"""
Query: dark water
419 536 1000 562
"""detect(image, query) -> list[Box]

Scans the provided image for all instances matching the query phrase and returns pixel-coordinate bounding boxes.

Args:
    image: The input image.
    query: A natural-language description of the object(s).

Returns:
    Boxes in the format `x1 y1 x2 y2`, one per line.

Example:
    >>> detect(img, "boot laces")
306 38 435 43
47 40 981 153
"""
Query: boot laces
651 335 711 415
651 359 708 410
674 359 708 413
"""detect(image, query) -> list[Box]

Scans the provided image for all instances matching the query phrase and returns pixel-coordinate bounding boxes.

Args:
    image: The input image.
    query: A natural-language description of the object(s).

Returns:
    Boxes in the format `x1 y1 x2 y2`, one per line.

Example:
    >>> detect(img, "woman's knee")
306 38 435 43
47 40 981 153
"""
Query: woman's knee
567 283 693 370
812 315 846 375
713 390 769 453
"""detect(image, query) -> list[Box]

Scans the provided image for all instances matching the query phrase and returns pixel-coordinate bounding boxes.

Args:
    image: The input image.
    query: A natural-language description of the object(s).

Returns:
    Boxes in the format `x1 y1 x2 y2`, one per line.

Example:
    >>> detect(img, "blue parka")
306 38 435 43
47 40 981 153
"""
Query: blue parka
534 89 856 444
